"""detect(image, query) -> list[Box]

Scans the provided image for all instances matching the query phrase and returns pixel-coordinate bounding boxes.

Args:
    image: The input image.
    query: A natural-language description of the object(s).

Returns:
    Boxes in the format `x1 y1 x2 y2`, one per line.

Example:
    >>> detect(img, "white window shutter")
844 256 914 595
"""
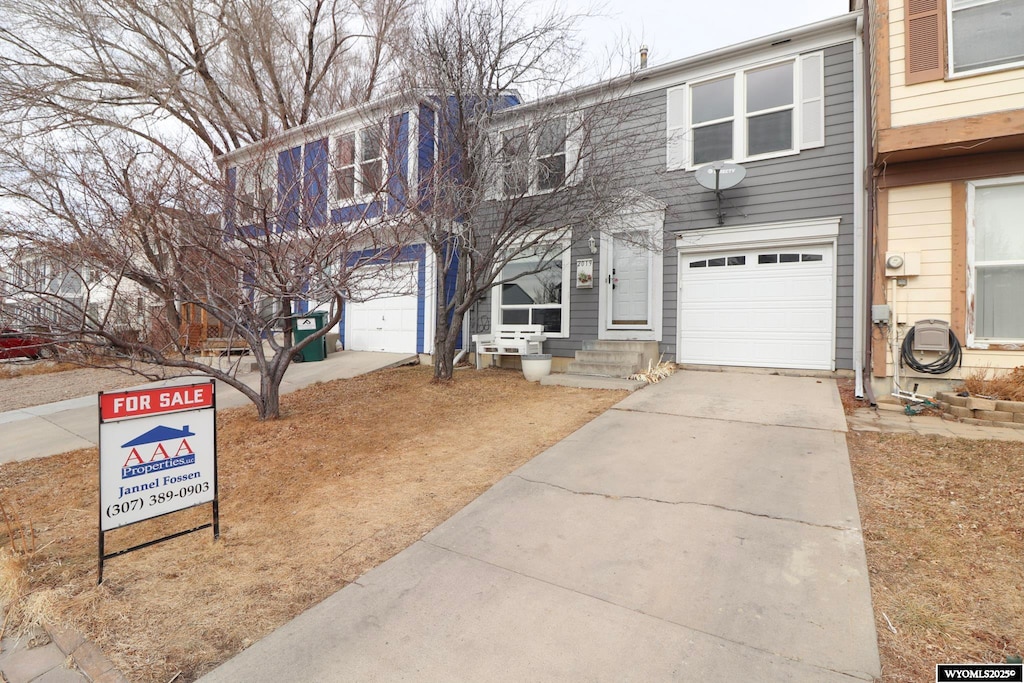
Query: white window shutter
565 111 584 186
666 86 689 170
799 52 825 150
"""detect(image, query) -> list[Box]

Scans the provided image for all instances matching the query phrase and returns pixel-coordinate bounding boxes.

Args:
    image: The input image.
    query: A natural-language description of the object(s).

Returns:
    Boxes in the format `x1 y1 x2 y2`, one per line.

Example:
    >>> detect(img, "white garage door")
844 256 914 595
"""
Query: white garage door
679 245 834 370
345 263 419 353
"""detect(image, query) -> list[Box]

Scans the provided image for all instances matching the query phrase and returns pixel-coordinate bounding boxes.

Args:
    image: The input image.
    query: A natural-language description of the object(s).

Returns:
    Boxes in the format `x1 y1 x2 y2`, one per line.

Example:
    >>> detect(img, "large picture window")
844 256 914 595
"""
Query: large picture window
949 0 1024 76
970 179 1024 342
496 244 569 335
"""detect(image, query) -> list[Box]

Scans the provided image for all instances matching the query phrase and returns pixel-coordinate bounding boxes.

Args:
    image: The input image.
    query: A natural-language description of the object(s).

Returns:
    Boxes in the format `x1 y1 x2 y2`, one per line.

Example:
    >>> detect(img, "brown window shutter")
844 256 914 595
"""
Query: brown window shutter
905 0 946 84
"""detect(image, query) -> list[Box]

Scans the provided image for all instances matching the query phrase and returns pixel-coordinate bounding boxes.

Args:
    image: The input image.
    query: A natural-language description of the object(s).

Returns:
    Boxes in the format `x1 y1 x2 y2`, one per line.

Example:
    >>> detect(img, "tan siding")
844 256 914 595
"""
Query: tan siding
888 0 1024 127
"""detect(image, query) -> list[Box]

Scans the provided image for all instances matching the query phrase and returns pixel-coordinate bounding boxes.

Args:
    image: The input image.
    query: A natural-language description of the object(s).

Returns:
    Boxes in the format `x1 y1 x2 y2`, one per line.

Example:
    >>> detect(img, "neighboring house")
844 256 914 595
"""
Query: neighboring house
475 11 866 378
2 255 152 339
220 94 477 356
865 0 1024 396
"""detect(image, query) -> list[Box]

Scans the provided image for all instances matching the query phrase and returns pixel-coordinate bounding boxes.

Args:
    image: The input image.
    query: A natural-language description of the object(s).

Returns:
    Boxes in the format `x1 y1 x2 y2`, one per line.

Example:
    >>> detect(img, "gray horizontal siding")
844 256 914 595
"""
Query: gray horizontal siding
473 40 858 371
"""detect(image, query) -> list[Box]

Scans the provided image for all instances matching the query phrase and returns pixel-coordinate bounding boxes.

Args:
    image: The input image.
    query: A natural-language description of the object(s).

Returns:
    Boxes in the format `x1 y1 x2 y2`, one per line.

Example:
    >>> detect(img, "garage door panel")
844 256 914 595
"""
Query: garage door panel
679 244 835 371
346 262 419 353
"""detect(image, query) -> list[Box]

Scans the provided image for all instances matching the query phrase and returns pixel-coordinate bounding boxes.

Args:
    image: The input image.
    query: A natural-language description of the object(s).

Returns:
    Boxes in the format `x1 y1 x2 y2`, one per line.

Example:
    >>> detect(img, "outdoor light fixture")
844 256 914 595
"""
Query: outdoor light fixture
588 236 597 254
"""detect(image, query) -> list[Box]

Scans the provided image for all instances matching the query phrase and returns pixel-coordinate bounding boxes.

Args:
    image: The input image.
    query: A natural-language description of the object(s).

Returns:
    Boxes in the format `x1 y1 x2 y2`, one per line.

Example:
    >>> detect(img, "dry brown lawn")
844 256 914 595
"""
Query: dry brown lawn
0 365 626 682
847 430 1023 681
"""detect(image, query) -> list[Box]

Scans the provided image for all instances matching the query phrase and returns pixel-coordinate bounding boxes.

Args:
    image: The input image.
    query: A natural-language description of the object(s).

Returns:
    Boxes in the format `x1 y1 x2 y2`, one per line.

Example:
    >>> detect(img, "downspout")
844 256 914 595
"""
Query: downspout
861 4 878 405
453 306 469 366
852 12 867 398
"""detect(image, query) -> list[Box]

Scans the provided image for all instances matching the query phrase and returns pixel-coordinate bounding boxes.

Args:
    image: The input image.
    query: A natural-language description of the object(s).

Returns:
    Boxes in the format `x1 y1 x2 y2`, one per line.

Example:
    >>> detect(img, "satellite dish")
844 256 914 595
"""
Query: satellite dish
694 162 746 191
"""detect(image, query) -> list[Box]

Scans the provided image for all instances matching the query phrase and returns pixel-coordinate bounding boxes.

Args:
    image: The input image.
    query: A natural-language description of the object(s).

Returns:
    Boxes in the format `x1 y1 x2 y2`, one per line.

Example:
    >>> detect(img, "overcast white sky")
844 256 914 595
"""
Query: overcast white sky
569 0 853 75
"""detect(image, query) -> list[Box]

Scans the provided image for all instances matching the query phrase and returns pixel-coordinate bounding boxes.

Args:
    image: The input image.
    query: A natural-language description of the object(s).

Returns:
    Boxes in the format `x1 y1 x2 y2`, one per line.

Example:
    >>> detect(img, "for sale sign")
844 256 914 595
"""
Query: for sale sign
99 381 217 531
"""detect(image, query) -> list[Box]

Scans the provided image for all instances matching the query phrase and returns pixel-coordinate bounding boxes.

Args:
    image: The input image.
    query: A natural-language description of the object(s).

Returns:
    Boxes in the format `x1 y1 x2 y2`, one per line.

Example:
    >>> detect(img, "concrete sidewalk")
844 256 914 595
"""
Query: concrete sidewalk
200 370 881 682
0 350 418 463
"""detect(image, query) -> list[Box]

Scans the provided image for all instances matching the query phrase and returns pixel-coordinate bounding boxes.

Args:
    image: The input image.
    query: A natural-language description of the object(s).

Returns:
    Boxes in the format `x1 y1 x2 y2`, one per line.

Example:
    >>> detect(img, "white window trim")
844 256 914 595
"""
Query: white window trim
598 206 665 342
667 51 824 171
332 124 387 207
490 235 572 338
495 115 576 199
965 175 1024 348
947 0 1024 79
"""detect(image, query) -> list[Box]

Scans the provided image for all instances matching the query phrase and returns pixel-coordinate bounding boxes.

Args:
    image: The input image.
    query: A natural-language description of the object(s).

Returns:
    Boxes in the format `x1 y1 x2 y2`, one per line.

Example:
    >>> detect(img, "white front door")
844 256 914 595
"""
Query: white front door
609 233 650 327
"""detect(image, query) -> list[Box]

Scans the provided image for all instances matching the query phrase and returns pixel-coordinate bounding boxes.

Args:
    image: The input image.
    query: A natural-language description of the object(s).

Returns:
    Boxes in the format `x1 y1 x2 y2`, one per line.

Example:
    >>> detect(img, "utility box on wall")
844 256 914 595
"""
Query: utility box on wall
913 319 950 352
884 252 921 277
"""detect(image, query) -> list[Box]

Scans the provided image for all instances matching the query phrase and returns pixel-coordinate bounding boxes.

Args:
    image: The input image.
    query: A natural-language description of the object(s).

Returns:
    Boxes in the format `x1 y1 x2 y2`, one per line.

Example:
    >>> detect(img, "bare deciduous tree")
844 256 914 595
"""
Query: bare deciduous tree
0 0 418 418
0 130 413 419
404 0 648 381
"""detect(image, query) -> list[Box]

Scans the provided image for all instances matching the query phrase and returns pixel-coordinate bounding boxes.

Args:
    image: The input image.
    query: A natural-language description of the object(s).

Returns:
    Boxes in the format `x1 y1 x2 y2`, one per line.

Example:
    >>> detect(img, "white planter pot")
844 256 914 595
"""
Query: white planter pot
521 353 552 381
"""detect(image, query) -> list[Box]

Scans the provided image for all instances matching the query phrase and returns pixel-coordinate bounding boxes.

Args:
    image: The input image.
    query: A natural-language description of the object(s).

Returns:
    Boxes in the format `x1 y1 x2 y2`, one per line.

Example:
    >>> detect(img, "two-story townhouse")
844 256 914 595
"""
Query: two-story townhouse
865 0 1024 398
475 11 867 386
220 93 481 357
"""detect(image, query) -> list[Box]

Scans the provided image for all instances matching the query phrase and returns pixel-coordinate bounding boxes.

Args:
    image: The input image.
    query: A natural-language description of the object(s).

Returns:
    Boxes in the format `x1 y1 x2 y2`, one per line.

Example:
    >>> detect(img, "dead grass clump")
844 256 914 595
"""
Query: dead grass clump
847 431 1024 681
0 365 626 682
628 358 677 383
958 366 1024 402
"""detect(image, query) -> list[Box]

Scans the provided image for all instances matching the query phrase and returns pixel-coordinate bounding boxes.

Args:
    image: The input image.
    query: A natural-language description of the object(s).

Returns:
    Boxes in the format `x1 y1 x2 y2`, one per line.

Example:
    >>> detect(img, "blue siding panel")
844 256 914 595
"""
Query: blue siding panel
387 113 409 214
278 147 302 233
303 138 328 226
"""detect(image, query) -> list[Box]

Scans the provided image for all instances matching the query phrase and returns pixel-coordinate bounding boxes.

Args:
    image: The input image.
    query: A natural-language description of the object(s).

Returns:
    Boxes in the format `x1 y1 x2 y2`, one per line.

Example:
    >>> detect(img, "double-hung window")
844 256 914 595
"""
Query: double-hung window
745 62 795 157
501 127 530 196
691 77 735 165
495 241 570 335
237 159 275 225
666 53 823 170
334 125 384 202
949 0 1024 76
969 178 1024 343
537 120 566 190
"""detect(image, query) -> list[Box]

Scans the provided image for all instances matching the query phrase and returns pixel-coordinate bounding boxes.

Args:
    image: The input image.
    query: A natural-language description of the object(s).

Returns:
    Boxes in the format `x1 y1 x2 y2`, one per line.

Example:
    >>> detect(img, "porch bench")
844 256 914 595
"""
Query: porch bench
472 325 547 369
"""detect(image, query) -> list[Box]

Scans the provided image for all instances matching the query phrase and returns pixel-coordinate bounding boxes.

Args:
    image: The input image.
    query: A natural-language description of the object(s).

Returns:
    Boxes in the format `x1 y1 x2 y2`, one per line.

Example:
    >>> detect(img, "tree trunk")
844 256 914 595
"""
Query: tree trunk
433 312 464 381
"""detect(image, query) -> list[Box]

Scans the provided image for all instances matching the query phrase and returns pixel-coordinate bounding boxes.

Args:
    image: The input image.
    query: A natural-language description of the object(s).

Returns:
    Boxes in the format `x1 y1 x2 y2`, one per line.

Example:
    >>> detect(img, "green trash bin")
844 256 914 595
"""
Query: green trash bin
292 311 327 362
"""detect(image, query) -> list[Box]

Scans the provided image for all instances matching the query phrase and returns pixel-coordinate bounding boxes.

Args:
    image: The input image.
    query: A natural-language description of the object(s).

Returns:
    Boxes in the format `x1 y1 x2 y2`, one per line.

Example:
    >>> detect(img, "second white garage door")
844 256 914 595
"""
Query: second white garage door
678 245 834 370
345 263 419 353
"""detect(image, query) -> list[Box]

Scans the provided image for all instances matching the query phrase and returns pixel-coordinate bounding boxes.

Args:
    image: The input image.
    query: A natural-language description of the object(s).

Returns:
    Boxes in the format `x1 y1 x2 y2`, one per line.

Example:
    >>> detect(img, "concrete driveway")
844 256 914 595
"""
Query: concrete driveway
200 369 881 682
0 351 418 463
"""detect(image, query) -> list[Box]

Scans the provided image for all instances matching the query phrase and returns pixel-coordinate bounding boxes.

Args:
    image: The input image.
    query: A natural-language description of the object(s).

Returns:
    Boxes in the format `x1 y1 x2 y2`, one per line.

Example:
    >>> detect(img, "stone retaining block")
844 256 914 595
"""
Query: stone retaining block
995 400 1024 414
976 410 1014 422
947 406 973 419
966 397 998 411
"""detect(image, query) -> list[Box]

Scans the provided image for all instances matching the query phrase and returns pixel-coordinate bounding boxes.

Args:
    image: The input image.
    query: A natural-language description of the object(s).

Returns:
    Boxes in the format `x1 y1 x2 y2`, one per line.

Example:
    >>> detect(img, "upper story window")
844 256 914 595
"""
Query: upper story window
537 120 566 190
968 177 1024 343
237 159 275 225
499 117 570 196
691 77 734 165
745 62 795 157
667 52 823 171
334 125 384 203
949 0 1024 76
906 0 1024 83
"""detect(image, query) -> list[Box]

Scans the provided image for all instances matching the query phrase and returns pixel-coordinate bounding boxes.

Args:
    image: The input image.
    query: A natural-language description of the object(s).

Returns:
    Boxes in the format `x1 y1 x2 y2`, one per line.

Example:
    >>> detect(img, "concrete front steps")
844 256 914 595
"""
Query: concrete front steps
566 340 660 379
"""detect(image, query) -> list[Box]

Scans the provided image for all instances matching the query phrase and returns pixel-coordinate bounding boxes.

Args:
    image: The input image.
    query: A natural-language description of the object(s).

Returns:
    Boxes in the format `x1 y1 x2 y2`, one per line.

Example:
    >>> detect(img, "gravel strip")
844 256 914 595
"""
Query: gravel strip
0 363 187 412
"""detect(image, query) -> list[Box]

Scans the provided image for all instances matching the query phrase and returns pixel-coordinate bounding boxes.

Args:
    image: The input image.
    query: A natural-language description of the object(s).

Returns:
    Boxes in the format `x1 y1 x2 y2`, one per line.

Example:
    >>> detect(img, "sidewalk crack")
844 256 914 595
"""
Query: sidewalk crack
513 475 860 532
